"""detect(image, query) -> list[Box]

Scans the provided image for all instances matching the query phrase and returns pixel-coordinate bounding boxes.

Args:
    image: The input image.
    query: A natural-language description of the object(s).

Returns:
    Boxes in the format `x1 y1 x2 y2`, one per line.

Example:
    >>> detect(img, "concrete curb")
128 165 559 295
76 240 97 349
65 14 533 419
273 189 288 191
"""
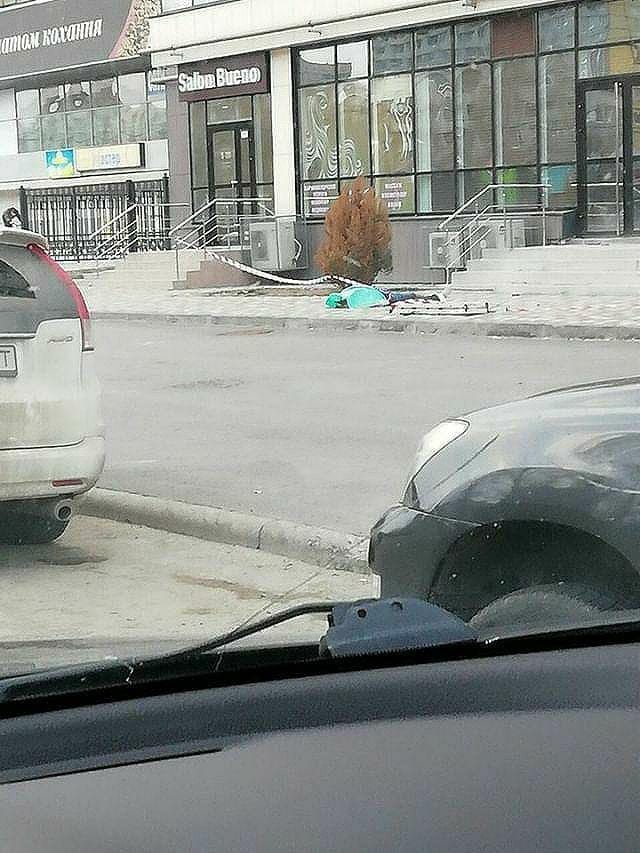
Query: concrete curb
78 488 369 573
92 311 640 341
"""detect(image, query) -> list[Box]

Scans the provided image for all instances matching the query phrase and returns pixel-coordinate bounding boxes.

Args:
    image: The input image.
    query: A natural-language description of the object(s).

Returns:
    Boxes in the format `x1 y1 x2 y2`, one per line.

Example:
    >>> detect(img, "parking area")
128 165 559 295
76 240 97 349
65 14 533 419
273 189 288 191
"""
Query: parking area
0 516 375 674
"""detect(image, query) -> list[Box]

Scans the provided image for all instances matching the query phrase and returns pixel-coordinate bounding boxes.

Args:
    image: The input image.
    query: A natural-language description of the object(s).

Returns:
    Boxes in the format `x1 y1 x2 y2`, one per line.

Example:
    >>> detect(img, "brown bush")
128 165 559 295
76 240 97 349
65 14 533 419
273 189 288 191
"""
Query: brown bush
315 178 393 284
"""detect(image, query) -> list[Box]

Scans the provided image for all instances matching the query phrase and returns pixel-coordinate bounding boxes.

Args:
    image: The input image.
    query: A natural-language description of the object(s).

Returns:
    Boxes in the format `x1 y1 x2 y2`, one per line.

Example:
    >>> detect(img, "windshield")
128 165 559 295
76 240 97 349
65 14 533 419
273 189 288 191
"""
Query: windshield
2 0 640 679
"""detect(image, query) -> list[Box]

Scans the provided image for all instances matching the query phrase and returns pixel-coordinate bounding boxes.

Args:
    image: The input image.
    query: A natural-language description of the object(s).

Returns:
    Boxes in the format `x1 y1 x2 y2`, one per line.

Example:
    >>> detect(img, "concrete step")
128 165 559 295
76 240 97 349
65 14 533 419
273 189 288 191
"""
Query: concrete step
451 270 640 287
466 261 640 274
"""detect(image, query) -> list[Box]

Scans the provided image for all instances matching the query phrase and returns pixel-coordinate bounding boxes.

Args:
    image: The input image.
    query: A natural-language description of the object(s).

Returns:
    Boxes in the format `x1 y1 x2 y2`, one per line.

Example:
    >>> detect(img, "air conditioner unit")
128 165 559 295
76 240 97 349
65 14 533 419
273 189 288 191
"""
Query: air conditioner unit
428 230 463 269
484 219 526 250
249 219 306 271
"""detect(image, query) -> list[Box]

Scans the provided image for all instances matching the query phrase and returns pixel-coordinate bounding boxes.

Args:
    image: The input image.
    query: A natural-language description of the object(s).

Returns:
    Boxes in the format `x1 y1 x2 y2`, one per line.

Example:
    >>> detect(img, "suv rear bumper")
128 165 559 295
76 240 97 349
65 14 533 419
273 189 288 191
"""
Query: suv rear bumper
0 436 105 501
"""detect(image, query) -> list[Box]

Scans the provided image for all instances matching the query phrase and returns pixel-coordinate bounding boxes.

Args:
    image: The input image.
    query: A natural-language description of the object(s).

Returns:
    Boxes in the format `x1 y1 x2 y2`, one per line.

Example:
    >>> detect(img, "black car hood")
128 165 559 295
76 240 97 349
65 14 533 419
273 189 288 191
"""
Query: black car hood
464 376 640 427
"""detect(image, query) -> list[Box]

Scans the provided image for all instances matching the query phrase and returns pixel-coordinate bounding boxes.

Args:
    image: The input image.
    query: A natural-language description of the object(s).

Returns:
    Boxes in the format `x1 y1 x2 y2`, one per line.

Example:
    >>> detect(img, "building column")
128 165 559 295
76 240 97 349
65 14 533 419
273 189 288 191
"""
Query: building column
165 80 192 229
270 47 297 217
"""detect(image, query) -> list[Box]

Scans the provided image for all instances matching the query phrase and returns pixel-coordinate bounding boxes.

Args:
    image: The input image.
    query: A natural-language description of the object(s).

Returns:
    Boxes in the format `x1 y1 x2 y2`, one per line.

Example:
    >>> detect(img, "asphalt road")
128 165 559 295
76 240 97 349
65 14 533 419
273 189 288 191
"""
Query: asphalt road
96 321 640 534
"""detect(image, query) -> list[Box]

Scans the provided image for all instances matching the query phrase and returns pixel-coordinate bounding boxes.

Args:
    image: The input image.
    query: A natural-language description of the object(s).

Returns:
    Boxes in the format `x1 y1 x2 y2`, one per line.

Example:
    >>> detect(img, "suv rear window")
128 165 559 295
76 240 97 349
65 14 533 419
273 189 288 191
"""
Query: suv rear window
0 259 35 300
0 245 76 334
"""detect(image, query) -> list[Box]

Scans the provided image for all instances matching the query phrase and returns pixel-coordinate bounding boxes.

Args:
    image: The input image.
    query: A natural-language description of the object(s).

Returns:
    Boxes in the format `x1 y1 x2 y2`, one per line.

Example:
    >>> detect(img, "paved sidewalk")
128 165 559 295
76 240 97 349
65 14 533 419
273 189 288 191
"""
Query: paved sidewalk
0 516 375 648
78 275 640 339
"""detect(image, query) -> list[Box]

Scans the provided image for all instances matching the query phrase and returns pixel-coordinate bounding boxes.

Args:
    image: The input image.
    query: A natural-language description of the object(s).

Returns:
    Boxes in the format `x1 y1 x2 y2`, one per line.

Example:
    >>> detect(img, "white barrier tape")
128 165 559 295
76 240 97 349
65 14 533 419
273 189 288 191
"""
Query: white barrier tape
204 249 363 289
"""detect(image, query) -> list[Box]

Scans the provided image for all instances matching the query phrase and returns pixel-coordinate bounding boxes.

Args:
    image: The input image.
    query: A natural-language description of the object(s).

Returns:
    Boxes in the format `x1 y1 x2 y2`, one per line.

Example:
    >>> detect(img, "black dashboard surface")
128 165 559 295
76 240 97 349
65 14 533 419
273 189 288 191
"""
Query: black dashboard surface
0 642 638 852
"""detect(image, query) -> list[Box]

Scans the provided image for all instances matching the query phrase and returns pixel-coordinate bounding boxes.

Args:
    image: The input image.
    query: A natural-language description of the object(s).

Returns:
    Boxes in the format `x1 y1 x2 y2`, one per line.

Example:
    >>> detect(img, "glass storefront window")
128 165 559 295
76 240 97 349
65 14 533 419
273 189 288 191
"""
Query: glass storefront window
254 94 273 183
417 172 455 213
494 57 537 166
375 175 415 214
148 100 168 140
207 96 252 125
455 63 492 168
579 0 640 46
118 73 147 105
492 13 536 58
457 168 493 204
337 42 369 80
539 52 576 163
91 78 118 107
92 107 120 146
539 5 575 51
415 26 451 69
17 118 40 152
371 74 414 175
455 20 491 64
16 89 39 118
15 70 165 154
496 166 538 206
415 69 453 172
579 42 640 77
338 80 370 178
40 113 66 149
372 31 413 75
65 82 90 111
41 85 65 116
293 5 640 218
299 47 336 85
66 110 92 147
120 104 148 144
189 101 208 190
541 163 577 208
299 84 338 181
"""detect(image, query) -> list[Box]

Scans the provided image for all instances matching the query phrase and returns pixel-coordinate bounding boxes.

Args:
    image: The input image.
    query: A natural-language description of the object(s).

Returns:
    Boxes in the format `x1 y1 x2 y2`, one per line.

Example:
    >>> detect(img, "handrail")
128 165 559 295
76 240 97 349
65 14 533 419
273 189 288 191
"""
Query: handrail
169 196 273 238
439 183 551 232
88 204 137 243
435 182 553 291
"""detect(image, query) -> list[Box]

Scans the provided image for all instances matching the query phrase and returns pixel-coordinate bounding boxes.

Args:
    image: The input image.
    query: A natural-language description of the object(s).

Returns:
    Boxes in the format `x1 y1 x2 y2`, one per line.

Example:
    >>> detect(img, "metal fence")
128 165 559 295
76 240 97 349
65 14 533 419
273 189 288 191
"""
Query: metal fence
20 178 170 261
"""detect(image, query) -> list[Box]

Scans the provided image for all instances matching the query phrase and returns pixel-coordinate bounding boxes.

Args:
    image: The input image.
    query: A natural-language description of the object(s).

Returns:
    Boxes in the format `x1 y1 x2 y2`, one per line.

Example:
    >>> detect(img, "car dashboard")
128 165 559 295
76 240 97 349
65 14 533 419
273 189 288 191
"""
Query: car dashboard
0 639 637 853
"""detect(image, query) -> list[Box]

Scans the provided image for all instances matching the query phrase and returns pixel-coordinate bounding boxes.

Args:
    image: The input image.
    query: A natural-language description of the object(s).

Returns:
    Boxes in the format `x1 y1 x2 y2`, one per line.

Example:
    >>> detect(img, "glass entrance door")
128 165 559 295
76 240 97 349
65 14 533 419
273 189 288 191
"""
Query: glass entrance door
577 77 640 235
577 80 624 234
208 123 256 202
207 122 257 245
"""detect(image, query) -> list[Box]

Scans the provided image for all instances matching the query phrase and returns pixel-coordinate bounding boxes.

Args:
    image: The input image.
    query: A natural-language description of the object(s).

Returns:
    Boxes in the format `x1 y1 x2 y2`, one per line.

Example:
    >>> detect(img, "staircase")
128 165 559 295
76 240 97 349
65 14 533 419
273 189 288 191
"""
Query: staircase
69 250 205 291
449 239 640 297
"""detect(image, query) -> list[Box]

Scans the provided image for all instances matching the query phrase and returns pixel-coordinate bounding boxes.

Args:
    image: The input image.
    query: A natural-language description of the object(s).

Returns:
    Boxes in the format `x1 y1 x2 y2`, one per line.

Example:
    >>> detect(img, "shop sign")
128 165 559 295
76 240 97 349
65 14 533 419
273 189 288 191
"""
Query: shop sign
378 179 410 213
178 53 269 101
305 182 338 217
76 143 144 173
0 0 159 82
150 65 178 86
45 149 76 180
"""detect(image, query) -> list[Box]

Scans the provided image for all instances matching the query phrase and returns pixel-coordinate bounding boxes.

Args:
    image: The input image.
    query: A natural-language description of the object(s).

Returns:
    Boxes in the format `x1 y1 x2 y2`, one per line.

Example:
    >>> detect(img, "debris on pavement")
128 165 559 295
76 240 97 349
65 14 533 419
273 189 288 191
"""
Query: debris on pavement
325 284 492 316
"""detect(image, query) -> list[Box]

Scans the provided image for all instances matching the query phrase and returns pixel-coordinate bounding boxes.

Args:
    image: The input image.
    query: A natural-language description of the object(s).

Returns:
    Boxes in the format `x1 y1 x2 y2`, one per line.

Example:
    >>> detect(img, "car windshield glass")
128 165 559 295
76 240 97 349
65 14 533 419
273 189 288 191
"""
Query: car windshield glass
2 0 640 682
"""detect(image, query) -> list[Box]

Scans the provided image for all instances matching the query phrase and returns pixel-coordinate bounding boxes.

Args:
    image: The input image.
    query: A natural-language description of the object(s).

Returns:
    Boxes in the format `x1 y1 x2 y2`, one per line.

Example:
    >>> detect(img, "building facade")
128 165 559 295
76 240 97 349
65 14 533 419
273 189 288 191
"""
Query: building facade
150 0 640 278
0 0 169 258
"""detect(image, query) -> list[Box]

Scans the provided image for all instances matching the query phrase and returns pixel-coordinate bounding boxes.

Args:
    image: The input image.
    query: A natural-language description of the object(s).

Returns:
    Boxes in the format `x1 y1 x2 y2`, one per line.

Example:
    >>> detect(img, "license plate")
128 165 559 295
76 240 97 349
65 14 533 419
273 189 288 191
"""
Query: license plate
0 346 17 377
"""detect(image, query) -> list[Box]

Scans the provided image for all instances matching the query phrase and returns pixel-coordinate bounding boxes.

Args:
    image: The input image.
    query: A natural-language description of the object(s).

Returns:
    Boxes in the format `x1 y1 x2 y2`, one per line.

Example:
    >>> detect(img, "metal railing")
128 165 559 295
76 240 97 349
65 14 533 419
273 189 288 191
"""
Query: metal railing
21 179 170 262
88 202 190 274
436 183 551 286
169 196 275 281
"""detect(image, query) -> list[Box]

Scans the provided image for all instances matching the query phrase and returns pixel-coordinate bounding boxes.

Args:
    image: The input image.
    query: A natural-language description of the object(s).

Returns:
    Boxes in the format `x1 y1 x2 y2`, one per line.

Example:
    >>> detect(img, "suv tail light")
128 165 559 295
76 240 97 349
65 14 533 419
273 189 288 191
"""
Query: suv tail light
28 244 94 352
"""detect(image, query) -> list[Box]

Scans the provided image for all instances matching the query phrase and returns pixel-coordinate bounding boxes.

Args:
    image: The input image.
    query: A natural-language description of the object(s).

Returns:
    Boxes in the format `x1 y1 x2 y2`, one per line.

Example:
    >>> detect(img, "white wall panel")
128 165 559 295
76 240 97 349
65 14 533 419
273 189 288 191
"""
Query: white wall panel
152 0 563 62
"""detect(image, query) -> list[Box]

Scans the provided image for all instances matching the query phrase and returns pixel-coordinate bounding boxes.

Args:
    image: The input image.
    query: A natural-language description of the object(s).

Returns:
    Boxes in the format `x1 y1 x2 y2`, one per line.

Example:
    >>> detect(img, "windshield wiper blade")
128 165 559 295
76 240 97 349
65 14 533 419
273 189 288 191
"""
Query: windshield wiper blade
0 599 479 703
133 597 478 676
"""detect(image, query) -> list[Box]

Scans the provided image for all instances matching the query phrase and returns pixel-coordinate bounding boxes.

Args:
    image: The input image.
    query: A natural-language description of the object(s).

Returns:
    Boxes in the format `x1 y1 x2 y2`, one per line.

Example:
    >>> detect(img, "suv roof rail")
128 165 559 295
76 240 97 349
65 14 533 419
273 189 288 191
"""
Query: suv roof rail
0 227 48 251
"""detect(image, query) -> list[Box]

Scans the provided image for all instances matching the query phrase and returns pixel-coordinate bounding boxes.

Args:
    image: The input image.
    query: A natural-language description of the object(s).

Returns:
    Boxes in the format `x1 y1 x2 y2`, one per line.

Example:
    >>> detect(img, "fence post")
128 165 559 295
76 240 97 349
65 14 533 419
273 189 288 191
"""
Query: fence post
18 186 29 229
71 186 80 262
126 180 138 253
162 173 170 250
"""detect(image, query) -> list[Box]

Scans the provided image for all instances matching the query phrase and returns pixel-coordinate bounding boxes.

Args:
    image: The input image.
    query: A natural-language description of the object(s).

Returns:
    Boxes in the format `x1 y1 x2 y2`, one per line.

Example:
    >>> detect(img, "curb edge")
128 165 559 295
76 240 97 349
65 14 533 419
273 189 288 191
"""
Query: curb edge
78 488 369 574
91 312 640 341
